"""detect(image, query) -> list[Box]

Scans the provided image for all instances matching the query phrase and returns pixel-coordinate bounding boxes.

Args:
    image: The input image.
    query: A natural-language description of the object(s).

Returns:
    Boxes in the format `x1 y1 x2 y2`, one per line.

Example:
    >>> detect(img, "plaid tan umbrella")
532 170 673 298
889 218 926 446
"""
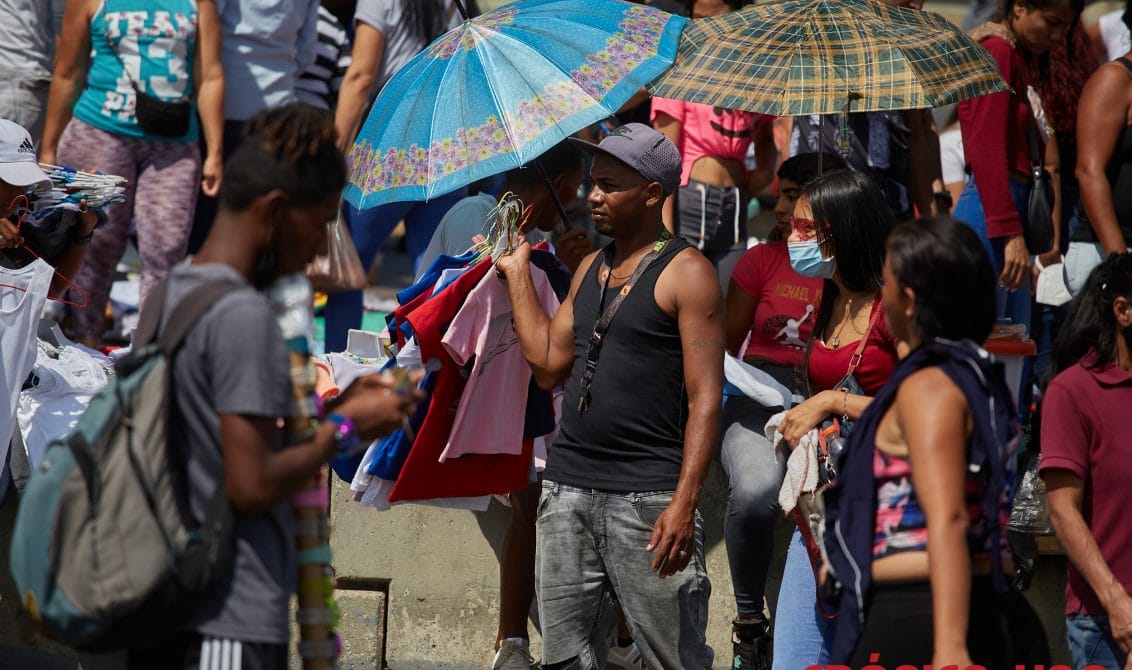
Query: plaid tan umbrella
648 0 1008 116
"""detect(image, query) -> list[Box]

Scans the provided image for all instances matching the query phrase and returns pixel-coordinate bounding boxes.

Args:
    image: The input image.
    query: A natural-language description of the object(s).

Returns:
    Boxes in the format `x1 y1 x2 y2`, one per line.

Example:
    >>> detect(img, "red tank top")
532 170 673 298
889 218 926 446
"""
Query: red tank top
806 297 899 396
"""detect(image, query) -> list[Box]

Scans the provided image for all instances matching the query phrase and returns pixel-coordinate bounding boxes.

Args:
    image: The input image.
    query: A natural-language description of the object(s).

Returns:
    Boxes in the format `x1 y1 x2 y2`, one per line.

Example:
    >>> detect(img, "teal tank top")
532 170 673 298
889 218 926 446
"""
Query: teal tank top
73 0 200 142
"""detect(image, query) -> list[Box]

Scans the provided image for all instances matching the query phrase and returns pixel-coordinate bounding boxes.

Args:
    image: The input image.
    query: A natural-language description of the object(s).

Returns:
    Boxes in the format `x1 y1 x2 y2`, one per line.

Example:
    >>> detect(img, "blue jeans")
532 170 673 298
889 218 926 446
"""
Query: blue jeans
772 529 834 670
535 482 713 669
322 189 466 352
1067 615 1128 670
952 175 1033 333
719 395 788 618
953 175 1034 413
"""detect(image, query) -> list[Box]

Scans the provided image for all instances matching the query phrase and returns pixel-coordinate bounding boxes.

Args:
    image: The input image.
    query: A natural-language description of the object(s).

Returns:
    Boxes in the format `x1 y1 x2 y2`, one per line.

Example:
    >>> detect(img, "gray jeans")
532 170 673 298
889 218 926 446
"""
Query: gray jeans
535 481 714 669
719 394 788 618
0 76 50 141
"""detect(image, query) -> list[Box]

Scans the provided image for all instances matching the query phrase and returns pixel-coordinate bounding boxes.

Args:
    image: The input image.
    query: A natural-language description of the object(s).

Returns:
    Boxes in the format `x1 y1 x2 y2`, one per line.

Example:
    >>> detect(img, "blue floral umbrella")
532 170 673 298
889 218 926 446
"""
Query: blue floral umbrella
343 0 686 211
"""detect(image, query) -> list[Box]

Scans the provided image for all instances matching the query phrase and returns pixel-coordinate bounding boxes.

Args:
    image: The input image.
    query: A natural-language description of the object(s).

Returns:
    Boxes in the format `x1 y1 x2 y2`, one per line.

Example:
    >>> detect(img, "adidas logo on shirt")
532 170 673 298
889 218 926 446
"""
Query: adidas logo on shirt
17 138 35 154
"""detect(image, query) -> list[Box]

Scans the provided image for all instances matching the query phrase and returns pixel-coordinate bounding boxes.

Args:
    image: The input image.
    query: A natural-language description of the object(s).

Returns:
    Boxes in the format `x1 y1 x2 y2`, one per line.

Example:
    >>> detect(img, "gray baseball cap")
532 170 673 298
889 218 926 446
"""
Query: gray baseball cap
570 123 682 193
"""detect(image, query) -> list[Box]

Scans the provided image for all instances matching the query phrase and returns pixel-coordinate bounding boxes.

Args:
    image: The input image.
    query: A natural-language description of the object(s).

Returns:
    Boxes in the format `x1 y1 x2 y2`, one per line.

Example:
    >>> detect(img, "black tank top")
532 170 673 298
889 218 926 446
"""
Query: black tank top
544 237 692 492
1073 57 1132 245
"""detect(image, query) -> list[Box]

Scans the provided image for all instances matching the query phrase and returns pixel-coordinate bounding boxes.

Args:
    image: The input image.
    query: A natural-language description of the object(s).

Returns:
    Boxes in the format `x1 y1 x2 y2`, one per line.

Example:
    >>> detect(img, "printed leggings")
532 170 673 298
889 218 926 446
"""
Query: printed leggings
58 118 200 342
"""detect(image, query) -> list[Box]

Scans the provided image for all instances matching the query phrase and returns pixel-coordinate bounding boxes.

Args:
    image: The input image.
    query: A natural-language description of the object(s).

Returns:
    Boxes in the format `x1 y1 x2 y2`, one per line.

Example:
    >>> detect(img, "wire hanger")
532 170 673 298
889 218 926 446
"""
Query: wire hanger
474 191 527 261
1 194 90 308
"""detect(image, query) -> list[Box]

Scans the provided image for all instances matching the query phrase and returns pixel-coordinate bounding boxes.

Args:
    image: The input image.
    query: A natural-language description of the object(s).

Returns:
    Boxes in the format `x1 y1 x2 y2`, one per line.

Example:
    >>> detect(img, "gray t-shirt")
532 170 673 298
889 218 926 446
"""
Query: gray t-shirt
215 0 321 120
162 262 294 644
354 0 460 91
0 0 63 79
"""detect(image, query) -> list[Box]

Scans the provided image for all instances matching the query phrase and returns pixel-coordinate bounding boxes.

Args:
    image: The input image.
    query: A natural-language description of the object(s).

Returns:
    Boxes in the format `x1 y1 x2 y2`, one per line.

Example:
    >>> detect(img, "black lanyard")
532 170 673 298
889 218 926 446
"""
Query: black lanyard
577 229 672 414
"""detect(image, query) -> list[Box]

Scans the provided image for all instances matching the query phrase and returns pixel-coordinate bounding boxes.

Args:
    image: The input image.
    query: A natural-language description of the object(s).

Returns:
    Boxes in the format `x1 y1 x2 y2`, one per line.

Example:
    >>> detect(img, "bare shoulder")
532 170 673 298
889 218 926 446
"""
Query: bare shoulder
1083 61 1132 100
664 246 718 289
657 246 720 314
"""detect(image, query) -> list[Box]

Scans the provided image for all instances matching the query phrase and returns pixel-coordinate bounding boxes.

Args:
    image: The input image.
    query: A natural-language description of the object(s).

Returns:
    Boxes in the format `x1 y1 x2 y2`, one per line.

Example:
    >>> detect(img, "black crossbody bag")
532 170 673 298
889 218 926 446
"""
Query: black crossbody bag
1022 91 1054 254
102 23 193 137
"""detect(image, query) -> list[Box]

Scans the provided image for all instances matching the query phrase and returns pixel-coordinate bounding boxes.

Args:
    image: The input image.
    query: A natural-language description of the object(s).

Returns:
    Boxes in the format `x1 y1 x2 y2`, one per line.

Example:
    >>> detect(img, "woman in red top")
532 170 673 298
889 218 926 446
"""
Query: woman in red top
771 169 905 670
719 152 845 668
955 0 1082 332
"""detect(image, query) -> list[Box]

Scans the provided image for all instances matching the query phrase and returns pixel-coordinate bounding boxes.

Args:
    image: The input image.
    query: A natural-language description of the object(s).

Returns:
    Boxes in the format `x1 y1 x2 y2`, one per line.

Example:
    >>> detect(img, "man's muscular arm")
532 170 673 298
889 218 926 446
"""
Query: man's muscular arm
647 249 724 577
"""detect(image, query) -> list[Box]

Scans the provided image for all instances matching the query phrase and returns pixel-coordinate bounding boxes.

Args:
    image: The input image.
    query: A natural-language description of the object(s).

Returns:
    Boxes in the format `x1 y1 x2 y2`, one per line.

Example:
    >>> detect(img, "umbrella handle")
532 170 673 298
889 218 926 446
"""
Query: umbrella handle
535 158 570 237
454 0 469 20
838 92 863 159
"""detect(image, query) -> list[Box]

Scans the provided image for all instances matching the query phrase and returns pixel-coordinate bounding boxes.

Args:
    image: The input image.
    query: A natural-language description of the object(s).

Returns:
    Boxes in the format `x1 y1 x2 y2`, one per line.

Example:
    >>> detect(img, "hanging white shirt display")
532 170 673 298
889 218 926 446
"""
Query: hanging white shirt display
18 341 111 469
0 259 54 474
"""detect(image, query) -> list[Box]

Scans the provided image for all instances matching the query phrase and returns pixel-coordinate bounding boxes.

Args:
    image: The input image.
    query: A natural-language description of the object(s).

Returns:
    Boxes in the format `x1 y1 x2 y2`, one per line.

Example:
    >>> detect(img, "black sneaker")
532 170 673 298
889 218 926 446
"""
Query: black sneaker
731 617 772 670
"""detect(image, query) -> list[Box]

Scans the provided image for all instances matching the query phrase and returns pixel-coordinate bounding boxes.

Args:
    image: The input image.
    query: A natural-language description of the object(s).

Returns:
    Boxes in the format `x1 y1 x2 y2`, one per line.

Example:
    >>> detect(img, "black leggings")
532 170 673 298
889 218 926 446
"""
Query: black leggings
850 578 1050 670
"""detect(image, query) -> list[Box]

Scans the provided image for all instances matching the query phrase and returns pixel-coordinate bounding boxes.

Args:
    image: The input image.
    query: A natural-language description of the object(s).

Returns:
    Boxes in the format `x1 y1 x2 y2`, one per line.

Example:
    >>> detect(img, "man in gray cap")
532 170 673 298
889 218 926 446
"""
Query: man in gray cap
496 123 722 669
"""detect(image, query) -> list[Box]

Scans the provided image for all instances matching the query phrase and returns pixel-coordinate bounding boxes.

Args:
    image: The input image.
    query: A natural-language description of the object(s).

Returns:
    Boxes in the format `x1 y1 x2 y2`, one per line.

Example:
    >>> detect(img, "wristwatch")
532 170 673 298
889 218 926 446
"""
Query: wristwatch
932 191 953 212
325 413 360 454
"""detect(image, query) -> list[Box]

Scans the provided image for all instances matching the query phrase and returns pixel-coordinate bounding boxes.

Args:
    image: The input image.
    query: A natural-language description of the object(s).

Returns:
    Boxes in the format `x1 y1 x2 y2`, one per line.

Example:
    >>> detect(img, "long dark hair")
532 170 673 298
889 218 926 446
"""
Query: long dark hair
887 217 997 343
804 169 896 341
1049 252 1132 381
1035 22 1097 139
405 0 458 45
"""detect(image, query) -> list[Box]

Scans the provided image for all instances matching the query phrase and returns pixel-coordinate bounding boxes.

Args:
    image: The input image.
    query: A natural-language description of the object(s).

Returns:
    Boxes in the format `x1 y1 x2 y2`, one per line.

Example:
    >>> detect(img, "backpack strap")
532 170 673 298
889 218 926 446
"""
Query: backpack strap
133 278 170 349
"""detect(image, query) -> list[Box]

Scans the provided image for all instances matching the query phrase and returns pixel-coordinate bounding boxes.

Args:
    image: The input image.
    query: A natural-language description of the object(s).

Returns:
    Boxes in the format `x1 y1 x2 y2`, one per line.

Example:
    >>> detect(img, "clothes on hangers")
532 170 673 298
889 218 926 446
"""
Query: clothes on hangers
345 244 572 508
0 259 54 488
439 264 559 461
17 339 111 469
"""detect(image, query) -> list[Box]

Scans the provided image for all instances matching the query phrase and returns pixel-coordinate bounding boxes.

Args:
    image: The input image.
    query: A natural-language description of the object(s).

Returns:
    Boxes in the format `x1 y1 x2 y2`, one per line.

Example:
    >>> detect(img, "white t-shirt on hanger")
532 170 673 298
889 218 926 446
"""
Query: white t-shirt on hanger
0 259 54 474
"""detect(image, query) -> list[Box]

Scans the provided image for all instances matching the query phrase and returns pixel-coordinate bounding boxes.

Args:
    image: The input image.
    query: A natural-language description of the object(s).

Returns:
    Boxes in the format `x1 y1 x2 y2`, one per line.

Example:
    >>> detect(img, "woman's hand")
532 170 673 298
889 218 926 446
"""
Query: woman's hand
201 152 223 197
1000 234 1030 290
1031 249 1061 290
778 390 834 448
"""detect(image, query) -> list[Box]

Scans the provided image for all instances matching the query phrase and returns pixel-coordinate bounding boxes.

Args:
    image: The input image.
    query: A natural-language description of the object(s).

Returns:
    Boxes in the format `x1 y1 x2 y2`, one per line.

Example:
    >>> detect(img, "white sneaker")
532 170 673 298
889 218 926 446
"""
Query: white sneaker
606 640 647 669
493 638 533 670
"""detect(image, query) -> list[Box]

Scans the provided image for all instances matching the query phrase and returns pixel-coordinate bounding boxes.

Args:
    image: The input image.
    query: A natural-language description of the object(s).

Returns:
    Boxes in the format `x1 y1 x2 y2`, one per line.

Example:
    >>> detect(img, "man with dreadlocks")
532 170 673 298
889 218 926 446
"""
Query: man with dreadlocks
127 104 419 670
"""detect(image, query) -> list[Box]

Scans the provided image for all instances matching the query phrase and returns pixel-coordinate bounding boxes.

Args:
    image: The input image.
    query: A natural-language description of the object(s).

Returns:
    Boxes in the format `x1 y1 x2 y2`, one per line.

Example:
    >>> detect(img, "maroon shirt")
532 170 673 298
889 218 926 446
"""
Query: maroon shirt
1040 355 1132 616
